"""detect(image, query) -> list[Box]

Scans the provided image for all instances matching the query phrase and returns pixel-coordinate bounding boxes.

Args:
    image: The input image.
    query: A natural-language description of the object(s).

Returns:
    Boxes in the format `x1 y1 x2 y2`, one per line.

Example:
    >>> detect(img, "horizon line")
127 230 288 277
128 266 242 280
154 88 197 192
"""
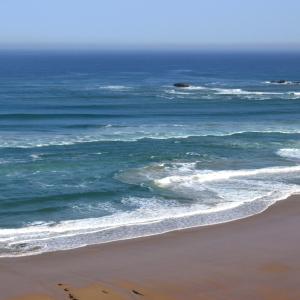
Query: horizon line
1 42 300 52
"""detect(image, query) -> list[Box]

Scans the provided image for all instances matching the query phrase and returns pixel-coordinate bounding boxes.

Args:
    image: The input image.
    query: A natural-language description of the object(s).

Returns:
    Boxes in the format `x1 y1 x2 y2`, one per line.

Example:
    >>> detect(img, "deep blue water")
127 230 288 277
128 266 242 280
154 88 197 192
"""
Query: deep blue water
1 51 300 256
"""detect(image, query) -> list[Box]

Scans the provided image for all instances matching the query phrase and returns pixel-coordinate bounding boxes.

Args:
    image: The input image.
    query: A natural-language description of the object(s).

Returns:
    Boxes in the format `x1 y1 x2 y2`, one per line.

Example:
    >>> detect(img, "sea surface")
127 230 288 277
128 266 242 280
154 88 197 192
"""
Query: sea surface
1 51 300 257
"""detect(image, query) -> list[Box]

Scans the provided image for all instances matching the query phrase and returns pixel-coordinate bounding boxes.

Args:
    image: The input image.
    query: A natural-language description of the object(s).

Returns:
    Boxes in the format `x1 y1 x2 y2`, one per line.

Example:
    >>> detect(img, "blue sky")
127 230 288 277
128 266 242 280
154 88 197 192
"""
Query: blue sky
1 0 299 50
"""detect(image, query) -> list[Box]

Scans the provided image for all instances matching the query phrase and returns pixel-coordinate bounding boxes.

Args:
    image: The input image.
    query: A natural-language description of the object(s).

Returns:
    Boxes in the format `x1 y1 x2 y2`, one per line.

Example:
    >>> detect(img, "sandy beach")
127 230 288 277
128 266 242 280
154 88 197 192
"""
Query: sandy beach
1 195 300 300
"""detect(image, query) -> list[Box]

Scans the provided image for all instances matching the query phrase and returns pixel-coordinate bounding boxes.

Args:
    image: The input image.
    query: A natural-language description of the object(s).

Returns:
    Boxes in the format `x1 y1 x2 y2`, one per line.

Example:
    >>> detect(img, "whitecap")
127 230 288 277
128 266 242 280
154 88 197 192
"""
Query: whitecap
185 86 206 90
165 90 193 95
99 85 132 90
155 165 300 187
288 92 300 97
277 148 300 159
212 88 282 95
30 154 40 160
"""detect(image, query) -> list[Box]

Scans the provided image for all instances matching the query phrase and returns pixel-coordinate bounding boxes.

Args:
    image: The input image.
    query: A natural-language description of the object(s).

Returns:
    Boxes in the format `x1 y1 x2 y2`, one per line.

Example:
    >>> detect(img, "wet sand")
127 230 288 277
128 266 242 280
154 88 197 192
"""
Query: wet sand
1 195 300 300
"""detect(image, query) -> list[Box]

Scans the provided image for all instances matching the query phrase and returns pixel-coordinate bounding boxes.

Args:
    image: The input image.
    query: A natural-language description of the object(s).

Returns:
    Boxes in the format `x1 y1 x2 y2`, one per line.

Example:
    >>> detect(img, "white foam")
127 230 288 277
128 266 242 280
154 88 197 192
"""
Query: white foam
288 92 300 97
1 162 300 257
0 192 295 258
185 86 206 90
156 165 300 186
99 85 132 90
277 148 300 159
166 90 193 95
1 122 300 149
119 162 300 205
30 154 40 160
212 88 282 95
186 152 203 156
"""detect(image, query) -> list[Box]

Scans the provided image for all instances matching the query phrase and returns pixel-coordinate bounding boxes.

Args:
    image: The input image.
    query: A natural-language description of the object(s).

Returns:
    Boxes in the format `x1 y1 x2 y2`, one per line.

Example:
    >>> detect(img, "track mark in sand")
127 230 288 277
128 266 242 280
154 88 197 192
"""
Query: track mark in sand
132 289 144 296
57 284 79 300
57 282 133 299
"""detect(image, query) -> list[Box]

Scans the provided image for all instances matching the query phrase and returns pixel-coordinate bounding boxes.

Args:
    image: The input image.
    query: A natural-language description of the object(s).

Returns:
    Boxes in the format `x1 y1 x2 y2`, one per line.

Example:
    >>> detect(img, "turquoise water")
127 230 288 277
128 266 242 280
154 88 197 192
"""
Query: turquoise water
1 51 300 256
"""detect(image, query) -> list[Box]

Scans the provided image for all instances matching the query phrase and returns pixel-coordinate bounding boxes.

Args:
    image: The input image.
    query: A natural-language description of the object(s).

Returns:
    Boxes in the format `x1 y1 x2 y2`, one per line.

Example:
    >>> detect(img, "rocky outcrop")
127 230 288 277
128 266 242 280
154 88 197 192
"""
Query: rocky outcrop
173 83 190 87
270 79 300 84
271 79 286 83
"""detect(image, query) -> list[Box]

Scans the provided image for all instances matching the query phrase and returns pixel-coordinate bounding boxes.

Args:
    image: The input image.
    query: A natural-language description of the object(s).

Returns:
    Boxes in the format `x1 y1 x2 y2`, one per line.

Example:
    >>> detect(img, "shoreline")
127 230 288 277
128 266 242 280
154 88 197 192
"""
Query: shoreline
1 193 283 258
1 195 300 299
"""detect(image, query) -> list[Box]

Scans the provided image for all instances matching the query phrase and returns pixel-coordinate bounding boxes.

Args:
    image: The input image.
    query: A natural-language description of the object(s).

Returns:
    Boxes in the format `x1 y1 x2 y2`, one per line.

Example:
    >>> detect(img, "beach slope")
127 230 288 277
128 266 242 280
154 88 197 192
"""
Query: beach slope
1 195 300 300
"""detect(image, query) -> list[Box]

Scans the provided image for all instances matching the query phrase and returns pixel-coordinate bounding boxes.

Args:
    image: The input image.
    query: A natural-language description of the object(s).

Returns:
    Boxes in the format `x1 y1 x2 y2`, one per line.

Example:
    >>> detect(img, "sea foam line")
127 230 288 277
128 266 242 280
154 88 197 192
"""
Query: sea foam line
1 164 300 257
0 191 296 258
155 165 300 186
1 126 300 149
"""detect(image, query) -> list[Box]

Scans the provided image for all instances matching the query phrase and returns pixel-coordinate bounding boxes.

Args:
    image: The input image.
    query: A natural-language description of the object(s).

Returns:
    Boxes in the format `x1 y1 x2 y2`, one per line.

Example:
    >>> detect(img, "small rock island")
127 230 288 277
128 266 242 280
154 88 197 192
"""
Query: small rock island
173 83 190 87
270 79 300 84
271 79 286 84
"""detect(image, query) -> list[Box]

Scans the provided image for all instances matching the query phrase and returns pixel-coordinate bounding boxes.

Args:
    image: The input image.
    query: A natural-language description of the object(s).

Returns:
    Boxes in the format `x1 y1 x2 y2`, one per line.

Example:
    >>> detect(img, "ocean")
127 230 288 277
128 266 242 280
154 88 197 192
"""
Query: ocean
0 50 300 257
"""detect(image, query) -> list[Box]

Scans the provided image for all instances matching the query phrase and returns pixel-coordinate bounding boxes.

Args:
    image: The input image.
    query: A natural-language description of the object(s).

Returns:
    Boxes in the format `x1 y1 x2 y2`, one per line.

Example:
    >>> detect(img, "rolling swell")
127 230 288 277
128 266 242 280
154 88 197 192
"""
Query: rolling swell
0 113 131 120
1 126 300 149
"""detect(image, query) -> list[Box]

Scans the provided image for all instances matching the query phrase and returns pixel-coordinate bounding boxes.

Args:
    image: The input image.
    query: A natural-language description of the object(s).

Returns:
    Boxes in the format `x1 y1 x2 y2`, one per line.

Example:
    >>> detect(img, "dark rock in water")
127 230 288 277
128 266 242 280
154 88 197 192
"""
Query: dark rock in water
271 79 300 84
270 79 285 84
173 83 189 87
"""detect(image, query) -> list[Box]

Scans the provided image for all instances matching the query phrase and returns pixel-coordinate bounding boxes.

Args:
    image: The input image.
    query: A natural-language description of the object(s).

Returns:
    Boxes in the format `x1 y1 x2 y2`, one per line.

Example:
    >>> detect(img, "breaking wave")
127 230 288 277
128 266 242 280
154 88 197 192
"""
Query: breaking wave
1 162 299 257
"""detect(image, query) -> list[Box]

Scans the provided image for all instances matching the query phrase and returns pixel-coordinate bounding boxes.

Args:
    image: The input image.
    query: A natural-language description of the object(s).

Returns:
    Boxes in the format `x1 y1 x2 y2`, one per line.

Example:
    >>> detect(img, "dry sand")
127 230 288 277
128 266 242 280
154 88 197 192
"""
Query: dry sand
1 195 300 300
